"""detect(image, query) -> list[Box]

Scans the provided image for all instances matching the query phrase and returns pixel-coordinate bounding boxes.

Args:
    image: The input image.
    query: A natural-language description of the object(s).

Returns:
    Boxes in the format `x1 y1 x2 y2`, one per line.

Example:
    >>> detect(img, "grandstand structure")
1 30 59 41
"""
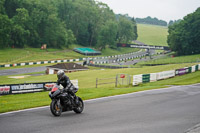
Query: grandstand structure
73 48 101 56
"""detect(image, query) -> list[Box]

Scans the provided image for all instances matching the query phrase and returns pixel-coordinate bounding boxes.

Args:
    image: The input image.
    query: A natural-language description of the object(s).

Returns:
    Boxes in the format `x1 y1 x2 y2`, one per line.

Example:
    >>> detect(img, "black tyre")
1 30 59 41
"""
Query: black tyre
73 97 84 114
50 100 62 116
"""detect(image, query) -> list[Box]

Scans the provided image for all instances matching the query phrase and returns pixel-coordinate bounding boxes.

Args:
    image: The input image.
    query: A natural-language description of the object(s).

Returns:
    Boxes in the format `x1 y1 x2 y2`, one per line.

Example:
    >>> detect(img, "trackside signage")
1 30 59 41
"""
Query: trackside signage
0 80 78 95
175 68 187 75
157 70 175 80
117 43 170 50
11 83 44 94
0 86 11 95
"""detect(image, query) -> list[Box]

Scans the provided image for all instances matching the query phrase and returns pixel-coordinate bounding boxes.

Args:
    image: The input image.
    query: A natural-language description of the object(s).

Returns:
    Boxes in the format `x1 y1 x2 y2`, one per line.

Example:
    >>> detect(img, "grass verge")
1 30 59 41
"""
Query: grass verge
0 64 200 113
0 47 139 65
137 54 200 65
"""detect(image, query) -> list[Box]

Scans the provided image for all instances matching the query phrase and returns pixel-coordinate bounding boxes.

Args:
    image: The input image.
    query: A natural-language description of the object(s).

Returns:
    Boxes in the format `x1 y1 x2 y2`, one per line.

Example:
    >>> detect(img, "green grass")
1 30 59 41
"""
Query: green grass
137 24 168 46
0 47 84 64
1 67 200 113
137 54 200 65
0 63 198 86
0 24 169 65
0 47 139 65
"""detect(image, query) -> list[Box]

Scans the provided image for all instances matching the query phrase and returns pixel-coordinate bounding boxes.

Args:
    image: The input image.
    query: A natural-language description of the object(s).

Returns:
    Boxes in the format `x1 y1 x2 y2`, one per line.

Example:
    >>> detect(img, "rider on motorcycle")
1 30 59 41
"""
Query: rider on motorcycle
57 70 78 104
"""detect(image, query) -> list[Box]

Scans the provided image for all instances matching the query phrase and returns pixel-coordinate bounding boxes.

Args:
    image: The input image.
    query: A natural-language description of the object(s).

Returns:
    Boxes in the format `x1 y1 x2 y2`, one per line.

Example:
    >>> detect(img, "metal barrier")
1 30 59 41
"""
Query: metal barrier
96 74 130 88
96 77 117 88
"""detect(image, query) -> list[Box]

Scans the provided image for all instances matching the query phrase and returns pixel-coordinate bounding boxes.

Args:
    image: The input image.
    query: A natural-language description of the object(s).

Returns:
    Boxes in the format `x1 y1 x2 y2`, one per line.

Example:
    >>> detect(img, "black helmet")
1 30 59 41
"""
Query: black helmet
57 70 65 80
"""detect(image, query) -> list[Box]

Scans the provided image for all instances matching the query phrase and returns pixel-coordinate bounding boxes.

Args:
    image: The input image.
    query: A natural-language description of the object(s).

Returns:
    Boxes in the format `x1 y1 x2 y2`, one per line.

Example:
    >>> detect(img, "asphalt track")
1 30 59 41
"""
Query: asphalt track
1 84 200 133
0 50 157 76
0 66 46 76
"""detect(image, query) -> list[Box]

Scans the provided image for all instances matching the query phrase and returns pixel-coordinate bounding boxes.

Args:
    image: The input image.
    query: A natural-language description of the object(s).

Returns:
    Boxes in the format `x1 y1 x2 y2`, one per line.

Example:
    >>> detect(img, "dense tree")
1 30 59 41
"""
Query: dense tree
0 14 12 48
136 16 167 26
11 8 30 48
131 17 138 40
117 16 137 43
0 0 138 50
167 8 200 55
0 0 5 14
168 20 174 26
168 19 182 26
97 20 118 50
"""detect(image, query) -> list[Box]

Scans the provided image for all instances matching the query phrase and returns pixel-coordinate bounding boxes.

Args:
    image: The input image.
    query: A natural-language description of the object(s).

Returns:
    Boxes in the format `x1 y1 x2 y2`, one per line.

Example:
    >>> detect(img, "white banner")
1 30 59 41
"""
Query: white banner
133 74 142 86
150 73 157 82
157 70 175 80
192 65 196 72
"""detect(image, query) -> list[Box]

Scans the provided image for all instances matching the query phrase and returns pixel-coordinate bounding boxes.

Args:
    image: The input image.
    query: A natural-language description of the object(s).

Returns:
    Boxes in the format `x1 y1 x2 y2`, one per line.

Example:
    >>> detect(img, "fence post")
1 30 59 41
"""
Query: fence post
96 78 98 88
115 76 118 87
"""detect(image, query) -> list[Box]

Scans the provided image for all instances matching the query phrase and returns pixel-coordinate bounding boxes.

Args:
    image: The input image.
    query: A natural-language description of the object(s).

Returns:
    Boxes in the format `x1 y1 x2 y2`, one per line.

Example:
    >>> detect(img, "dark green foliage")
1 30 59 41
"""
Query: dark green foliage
168 19 181 26
0 14 12 48
167 8 200 55
136 16 167 26
117 16 137 43
97 20 118 50
0 0 137 49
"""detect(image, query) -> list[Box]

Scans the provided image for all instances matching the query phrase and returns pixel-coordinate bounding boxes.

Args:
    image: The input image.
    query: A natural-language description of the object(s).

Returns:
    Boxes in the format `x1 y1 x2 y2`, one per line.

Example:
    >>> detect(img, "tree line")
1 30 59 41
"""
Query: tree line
167 7 200 55
0 0 137 50
168 19 181 26
135 16 167 26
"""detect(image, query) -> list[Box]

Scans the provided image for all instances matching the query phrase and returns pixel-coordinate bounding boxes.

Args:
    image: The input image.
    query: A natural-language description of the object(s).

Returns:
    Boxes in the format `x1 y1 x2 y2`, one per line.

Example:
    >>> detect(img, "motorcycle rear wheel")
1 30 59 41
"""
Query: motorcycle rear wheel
50 100 62 116
73 97 84 114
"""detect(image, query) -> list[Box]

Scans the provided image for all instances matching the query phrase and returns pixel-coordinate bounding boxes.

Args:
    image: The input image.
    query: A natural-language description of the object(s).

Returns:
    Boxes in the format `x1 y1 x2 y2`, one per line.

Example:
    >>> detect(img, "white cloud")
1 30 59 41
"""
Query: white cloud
96 0 200 22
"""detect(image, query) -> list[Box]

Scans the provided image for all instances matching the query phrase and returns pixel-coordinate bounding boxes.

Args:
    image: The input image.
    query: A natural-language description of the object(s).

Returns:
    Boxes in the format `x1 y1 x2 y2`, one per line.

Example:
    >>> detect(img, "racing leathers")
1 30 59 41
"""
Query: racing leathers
57 75 78 104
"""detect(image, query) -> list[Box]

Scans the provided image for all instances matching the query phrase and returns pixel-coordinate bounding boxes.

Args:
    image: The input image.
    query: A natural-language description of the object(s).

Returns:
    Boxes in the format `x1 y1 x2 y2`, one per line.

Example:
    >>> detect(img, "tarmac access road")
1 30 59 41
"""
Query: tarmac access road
1 84 200 133
0 50 155 76
0 66 46 76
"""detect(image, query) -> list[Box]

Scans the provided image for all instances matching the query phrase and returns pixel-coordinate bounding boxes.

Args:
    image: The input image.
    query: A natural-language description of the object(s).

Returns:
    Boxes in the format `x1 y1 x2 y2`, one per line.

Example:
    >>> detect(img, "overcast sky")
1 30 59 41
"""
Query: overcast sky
97 0 200 22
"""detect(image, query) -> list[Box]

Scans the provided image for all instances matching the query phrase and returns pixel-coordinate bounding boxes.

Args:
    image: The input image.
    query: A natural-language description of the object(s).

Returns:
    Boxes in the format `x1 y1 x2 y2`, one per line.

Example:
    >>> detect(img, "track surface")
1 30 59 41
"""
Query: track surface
0 66 46 76
0 50 157 76
1 84 200 133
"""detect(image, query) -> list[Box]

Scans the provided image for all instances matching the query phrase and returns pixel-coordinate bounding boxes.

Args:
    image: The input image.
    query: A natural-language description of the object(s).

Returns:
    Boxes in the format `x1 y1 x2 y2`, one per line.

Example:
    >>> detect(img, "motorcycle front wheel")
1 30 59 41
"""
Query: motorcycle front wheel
73 97 84 114
50 100 62 116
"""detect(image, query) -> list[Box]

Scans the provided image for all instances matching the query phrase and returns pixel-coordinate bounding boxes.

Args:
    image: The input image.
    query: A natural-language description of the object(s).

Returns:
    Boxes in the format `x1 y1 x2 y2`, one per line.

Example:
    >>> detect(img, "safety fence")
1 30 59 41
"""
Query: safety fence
96 74 131 88
0 80 78 95
133 64 200 86
96 77 117 88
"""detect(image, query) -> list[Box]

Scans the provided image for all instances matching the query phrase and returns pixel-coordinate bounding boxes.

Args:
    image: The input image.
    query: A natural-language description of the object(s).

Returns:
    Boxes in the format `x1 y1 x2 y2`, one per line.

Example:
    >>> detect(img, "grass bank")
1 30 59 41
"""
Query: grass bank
137 54 200 66
0 63 200 113
137 24 168 46
0 47 139 65
0 24 168 65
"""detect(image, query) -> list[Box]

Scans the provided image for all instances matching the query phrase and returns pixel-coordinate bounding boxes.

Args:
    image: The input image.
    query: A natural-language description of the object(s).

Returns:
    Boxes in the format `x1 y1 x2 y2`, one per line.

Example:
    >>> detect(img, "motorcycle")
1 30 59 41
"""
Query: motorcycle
49 84 84 116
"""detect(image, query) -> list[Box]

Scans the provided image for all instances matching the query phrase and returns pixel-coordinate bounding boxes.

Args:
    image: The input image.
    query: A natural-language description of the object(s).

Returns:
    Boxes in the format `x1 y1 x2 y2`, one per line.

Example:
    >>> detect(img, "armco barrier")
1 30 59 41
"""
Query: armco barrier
0 79 78 95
